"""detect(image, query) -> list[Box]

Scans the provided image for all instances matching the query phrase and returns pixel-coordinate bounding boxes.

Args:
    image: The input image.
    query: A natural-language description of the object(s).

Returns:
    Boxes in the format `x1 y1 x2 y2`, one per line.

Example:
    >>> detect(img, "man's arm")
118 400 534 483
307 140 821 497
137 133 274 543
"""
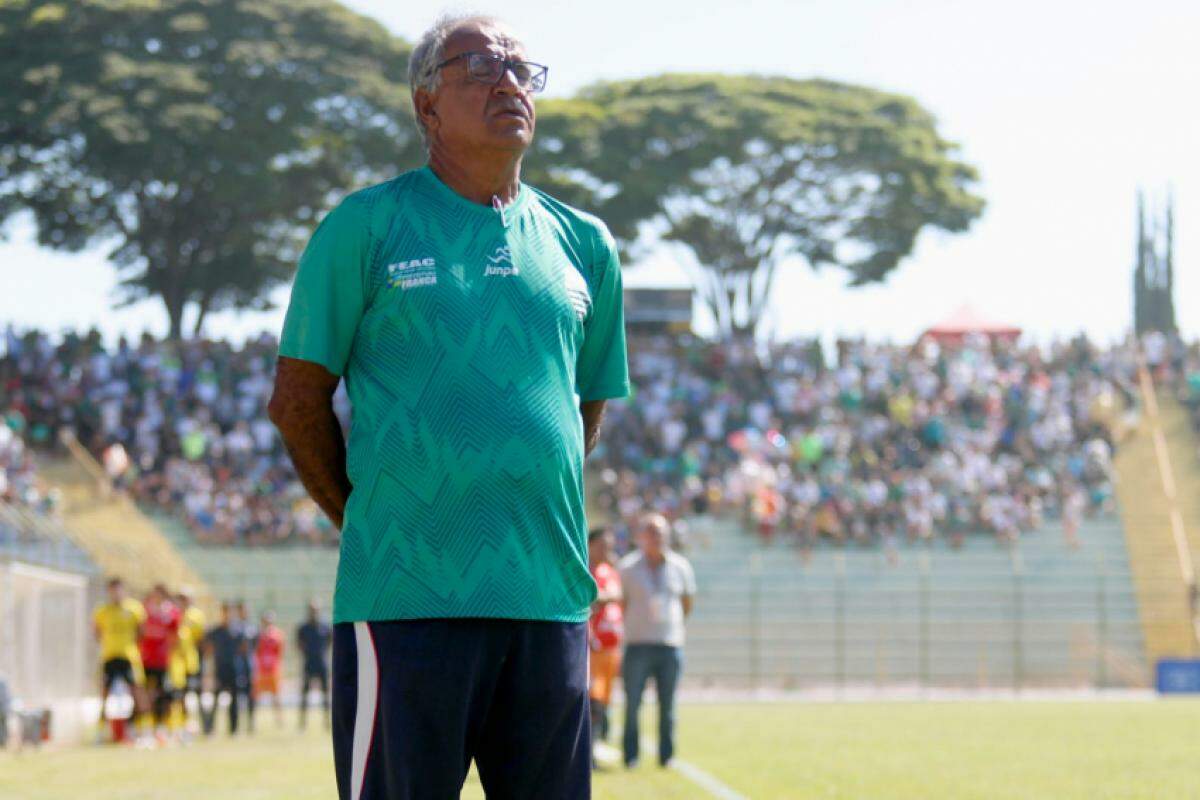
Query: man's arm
595 585 622 604
681 560 697 618
592 581 622 610
268 356 352 530
581 399 607 457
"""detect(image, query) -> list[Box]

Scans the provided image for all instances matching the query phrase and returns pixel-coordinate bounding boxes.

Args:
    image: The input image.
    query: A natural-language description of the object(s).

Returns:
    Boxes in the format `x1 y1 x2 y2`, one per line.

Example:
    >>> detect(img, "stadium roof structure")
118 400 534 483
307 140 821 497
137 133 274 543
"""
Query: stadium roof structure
922 304 1021 344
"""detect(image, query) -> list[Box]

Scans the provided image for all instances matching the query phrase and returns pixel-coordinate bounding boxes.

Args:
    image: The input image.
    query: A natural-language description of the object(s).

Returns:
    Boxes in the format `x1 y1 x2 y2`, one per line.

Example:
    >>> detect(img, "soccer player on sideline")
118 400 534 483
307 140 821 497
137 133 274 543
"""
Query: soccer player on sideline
619 514 697 769
268 13 629 799
174 588 206 734
233 600 259 734
92 577 145 741
202 603 247 736
138 584 180 744
587 526 624 758
166 622 191 742
296 601 332 732
253 611 285 728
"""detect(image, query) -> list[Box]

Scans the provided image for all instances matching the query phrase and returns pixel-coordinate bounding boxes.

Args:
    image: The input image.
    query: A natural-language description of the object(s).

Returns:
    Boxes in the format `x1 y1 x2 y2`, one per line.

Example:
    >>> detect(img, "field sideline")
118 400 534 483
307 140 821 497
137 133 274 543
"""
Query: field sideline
1 700 1198 799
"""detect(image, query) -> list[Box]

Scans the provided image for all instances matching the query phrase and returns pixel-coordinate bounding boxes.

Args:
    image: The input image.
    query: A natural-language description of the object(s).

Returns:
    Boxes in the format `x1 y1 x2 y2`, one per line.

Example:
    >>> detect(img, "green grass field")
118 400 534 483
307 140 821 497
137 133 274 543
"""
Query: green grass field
2 700 1198 799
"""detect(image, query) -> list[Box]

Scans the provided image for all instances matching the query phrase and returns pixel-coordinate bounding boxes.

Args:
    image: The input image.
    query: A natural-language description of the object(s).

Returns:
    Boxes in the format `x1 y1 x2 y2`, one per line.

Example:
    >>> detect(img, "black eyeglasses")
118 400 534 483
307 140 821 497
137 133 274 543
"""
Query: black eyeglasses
434 51 549 93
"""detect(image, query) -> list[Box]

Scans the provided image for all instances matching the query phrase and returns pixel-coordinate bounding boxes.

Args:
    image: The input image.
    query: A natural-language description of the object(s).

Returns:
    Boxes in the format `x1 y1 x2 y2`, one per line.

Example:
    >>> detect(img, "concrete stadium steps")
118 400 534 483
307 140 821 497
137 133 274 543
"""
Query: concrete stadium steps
149 511 337 638
1158 396 1200 557
680 516 1146 688
37 455 213 612
1114 390 1200 663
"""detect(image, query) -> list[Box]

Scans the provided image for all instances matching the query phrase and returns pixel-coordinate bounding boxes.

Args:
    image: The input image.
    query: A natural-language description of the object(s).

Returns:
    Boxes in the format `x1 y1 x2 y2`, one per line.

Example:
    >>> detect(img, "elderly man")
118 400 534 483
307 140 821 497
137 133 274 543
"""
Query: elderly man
268 13 629 800
618 513 696 769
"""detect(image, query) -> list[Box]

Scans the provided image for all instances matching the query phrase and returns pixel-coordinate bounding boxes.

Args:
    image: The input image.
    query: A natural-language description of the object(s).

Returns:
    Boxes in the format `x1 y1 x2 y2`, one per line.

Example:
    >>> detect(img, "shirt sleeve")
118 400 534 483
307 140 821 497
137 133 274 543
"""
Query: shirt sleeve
278 195 371 376
576 224 630 402
681 558 697 598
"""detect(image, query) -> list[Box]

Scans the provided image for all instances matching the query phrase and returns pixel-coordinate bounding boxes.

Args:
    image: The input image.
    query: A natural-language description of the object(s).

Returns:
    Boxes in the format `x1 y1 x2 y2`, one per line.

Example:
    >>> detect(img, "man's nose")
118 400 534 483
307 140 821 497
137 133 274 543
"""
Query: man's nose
493 65 523 95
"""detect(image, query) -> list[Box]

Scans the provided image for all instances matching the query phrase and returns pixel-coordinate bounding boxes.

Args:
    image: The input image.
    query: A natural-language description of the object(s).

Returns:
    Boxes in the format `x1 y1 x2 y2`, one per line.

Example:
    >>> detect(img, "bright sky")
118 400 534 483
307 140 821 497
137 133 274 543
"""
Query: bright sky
1 0 1196 346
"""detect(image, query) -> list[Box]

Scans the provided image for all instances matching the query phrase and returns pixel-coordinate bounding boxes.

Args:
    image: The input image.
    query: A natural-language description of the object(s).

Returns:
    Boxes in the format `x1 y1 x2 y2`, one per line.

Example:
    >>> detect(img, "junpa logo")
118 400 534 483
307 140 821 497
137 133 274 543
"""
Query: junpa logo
483 246 518 277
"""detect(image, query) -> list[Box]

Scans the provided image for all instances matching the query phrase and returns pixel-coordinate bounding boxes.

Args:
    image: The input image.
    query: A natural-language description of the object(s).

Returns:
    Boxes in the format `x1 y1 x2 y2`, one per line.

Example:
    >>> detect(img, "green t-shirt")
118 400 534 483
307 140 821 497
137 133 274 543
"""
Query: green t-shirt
279 167 630 624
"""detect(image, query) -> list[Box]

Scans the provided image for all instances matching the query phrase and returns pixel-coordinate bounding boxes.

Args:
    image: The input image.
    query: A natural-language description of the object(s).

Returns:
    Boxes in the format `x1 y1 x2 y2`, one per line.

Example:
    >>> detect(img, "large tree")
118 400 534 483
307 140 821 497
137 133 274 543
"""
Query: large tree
0 0 420 338
530 75 985 338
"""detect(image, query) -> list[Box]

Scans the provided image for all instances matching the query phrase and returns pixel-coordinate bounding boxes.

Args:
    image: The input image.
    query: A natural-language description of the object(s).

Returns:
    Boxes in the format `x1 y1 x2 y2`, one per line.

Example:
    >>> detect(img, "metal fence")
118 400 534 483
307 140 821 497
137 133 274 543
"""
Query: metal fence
682 544 1176 691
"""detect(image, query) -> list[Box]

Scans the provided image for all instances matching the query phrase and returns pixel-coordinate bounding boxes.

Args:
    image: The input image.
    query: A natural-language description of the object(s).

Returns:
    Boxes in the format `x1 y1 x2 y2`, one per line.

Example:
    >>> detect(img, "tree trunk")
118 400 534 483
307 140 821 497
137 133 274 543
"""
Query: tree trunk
193 291 213 338
163 290 185 341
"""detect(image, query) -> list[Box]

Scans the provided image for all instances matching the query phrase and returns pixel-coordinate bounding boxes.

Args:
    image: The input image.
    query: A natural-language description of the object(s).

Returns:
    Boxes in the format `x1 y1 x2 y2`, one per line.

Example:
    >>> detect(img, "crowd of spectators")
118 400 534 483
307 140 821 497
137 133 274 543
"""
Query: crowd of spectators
592 332 1139 554
1 326 344 546
0 324 1154 552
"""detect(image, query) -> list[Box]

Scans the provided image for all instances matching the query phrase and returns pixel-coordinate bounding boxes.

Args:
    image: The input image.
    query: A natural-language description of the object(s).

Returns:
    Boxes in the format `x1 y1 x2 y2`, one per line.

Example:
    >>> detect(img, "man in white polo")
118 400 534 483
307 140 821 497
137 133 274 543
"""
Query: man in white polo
619 513 696 768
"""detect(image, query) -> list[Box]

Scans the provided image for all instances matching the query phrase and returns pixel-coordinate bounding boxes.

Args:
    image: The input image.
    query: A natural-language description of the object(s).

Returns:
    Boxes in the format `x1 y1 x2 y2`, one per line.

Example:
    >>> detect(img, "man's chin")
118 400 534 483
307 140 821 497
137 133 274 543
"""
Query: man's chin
486 124 534 150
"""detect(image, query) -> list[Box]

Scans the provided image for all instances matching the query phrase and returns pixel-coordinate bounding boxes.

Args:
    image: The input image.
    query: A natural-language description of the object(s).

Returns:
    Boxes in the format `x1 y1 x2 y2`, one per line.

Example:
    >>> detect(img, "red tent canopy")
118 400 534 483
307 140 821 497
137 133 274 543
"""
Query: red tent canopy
922 304 1021 344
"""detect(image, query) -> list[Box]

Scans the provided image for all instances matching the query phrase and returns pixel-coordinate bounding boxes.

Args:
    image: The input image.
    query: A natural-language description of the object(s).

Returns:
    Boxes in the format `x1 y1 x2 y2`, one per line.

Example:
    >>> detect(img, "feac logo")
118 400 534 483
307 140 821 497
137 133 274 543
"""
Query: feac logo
390 257 435 271
483 246 518 277
387 257 437 289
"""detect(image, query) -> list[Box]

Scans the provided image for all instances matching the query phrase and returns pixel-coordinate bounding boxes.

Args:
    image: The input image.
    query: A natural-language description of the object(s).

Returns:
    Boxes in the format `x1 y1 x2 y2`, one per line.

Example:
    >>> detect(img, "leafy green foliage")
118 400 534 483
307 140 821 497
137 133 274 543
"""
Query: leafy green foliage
530 75 985 337
0 0 421 337
2 7 983 342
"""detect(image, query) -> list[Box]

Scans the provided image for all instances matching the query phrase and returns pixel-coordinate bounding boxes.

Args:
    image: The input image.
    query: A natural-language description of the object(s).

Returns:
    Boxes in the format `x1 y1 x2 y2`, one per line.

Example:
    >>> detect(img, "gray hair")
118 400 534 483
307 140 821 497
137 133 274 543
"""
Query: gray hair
407 13 524 145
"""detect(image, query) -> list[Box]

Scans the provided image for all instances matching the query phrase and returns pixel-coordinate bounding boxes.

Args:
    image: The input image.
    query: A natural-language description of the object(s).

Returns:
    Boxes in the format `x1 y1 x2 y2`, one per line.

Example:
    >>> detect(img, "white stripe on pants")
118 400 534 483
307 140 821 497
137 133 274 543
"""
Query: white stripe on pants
351 621 379 800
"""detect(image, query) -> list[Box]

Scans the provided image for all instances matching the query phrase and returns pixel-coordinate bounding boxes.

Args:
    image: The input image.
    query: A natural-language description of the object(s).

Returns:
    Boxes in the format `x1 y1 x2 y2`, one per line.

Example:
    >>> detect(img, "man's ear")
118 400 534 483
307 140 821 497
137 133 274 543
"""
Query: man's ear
414 88 438 137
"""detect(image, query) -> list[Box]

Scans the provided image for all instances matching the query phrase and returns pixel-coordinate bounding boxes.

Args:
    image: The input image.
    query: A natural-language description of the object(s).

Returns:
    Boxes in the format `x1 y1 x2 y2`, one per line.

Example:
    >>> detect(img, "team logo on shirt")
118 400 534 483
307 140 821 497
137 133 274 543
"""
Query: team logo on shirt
483 246 518 277
387 257 437 290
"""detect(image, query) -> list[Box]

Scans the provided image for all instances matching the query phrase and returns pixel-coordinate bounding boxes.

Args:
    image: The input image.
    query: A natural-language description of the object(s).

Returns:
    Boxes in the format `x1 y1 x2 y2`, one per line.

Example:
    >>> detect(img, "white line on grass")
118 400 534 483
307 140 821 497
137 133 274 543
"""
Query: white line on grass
663 755 748 800
594 742 748 800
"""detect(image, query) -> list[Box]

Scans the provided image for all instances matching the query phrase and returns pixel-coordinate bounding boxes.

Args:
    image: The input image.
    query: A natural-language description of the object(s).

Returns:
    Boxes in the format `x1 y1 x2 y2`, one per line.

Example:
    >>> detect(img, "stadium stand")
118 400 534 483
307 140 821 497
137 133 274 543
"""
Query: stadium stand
1 415 92 573
1 327 342 548
35 438 213 610
0 326 1136 556
8 325 1199 692
1114 373 1200 663
592 333 1134 554
0 500 93 576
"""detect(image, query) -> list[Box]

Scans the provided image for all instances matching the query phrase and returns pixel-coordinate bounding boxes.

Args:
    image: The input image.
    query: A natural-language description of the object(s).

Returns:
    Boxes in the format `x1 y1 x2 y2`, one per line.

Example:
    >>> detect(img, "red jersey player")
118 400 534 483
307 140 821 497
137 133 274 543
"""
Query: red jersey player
587 527 623 754
138 584 180 742
254 611 285 728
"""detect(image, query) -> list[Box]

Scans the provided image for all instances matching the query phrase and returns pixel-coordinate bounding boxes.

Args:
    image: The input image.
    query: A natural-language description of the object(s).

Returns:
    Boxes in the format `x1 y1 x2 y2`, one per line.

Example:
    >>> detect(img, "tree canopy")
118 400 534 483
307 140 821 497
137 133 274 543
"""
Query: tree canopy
530 75 985 337
2 5 985 342
0 0 420 338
